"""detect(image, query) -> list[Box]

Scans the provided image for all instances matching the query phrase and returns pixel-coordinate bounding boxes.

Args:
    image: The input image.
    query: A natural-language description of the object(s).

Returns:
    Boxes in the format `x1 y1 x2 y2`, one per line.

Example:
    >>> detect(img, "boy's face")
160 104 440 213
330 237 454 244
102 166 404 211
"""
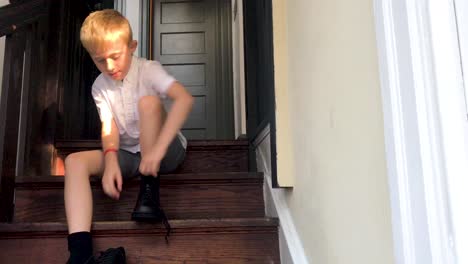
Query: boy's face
90 38 137 81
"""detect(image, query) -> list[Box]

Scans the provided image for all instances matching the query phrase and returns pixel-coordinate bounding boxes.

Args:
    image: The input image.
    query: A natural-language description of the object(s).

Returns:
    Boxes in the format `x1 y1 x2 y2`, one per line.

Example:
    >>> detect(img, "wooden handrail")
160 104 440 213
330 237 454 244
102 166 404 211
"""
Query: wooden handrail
0 0 47 37
0 0 51 222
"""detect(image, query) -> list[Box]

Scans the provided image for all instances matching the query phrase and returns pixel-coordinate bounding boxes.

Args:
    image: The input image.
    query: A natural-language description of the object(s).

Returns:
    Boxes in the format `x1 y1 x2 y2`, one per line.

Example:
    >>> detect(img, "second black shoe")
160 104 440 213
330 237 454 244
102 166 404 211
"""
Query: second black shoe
95 247 126 264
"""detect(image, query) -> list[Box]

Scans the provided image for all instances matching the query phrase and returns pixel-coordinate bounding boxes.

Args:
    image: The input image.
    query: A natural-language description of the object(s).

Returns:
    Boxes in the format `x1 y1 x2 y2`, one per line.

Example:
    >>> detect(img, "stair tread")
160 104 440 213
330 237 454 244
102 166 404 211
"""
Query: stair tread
55 139 249 149
15 172 263 188
0 218 278 235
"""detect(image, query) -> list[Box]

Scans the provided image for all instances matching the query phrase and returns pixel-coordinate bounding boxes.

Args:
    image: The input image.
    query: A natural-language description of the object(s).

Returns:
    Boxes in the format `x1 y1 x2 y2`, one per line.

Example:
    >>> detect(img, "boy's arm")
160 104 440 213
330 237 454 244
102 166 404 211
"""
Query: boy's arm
101 117 120 152
152 81 193 157
101 118 123 200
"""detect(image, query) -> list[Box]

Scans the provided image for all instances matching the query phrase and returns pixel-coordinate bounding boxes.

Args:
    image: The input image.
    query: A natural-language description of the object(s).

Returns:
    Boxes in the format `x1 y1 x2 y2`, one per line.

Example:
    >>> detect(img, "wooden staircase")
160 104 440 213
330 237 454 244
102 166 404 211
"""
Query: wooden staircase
0 140 281 263
0 2 280 263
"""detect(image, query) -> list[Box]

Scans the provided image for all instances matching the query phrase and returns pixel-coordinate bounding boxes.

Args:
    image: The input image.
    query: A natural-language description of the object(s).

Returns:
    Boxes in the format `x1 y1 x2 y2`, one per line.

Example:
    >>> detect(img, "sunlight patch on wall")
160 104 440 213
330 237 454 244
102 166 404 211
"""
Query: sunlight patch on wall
272 0 295 187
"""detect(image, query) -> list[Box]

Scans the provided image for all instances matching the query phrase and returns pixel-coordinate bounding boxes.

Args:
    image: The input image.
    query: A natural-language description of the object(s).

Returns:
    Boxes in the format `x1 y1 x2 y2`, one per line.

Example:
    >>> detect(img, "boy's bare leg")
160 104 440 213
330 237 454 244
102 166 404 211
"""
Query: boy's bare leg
138 95 165 158
132 95 167 223
64 150 104 233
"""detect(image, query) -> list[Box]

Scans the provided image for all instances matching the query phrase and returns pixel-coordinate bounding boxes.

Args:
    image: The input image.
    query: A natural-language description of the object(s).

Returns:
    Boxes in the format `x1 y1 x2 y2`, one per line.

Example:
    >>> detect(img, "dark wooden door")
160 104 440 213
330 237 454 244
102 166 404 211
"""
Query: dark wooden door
152 0 233 140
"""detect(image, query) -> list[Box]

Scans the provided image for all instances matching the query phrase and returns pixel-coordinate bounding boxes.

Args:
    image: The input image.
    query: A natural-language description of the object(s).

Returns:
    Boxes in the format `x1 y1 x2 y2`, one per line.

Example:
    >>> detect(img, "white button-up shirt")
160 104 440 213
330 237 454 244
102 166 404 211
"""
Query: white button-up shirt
92 56 187 153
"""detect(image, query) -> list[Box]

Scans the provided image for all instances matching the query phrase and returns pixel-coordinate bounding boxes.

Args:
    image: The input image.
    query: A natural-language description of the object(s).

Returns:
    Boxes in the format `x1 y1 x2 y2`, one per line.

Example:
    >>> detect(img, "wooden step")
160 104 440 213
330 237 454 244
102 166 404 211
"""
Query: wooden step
14 172 265 222
54 140 249 173
0 218 280 263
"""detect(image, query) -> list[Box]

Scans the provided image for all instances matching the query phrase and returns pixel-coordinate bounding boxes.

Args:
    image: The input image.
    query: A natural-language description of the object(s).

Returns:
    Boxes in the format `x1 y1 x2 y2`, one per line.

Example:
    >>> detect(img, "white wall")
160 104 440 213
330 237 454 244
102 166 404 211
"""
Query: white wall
267 0 395 263
272 0 295 187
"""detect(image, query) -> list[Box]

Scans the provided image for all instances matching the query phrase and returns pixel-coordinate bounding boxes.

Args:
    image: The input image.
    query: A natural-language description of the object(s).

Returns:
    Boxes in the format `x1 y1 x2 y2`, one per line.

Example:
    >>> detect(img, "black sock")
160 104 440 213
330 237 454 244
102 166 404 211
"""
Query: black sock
67 231 93 264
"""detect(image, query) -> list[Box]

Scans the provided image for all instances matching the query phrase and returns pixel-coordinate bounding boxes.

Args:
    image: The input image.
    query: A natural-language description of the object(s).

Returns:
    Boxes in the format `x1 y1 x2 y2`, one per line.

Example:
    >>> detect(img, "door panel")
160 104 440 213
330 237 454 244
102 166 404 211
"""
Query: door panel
161 33 206 54
153 0 217 139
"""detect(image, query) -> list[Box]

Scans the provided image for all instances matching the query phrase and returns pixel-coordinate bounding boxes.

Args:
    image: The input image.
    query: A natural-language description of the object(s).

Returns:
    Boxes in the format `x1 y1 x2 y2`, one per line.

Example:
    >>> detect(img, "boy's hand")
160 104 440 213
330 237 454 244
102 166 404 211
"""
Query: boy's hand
139 148 165 176
102 154 123 200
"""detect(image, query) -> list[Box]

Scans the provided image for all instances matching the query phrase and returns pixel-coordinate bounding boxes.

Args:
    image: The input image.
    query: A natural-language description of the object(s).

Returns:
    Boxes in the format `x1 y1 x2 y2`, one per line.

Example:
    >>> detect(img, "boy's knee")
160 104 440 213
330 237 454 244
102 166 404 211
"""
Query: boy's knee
64 153 83 170
138 96 162 114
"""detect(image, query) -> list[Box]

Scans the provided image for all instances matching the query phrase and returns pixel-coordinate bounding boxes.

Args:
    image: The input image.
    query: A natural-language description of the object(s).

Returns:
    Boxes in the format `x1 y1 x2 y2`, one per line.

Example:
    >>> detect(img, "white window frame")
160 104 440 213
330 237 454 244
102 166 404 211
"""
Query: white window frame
114 0 142 56
449 1 468 263
455 0 468 116
374 0 468 263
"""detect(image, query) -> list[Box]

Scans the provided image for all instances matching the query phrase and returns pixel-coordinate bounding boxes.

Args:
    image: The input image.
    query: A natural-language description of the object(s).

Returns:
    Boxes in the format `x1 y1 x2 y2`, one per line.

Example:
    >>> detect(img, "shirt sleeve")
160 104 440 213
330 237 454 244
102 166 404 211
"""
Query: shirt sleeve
143 60 176 98
91 80 113 122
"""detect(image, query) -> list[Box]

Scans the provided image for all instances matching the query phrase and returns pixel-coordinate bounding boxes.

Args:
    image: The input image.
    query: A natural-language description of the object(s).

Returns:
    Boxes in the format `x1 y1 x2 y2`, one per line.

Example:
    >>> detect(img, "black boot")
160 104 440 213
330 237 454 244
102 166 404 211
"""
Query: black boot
131 176 171 240
131 176 163 220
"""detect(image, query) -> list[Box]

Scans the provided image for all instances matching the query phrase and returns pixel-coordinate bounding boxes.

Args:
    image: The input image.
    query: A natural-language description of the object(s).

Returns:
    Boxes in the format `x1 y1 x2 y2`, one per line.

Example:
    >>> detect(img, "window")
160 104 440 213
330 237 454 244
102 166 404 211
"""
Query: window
455 0 468 117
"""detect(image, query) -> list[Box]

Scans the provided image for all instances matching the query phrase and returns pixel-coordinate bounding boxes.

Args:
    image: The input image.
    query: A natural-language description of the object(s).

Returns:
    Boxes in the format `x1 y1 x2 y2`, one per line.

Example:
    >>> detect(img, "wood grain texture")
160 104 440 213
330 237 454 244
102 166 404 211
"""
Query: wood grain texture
0 0 53 221
14 173 265 222
0 219 280 264
0 218 279 235
177 149 248 173
0 0 48 37
54 139 249 151
0 30 26 221
54 140 249 173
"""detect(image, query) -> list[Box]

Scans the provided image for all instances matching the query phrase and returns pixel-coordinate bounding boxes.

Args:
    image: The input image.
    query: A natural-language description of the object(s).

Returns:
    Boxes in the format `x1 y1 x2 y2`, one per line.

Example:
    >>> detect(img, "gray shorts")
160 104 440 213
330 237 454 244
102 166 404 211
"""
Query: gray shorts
117 137 186 180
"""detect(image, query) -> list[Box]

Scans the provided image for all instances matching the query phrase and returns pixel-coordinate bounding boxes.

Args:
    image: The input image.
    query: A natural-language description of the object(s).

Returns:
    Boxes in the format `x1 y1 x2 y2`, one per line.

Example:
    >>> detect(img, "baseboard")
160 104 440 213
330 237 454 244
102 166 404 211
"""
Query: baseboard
254 125 309 264
264 175 309 264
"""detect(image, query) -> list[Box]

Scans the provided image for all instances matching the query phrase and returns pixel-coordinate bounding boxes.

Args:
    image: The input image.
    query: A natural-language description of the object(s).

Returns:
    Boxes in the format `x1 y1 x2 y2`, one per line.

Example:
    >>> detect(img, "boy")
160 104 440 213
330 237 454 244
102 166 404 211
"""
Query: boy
64 9 193 264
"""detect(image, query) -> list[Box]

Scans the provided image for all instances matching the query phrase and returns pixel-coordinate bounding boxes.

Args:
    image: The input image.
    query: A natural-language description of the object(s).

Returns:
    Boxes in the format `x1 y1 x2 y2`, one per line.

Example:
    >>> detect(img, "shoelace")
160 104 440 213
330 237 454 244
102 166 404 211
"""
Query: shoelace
144 184 172 243
160 209 171 243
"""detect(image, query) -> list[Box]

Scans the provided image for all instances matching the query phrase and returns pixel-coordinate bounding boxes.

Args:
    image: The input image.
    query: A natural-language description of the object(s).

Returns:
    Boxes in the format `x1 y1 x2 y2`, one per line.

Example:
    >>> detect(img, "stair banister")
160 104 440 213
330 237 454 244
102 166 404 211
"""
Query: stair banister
0 0 48 222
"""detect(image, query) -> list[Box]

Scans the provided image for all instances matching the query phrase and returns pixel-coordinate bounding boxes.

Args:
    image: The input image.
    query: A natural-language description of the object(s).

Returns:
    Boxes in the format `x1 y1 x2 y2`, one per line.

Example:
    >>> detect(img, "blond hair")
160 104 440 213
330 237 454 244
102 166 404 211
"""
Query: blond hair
80 9 133 53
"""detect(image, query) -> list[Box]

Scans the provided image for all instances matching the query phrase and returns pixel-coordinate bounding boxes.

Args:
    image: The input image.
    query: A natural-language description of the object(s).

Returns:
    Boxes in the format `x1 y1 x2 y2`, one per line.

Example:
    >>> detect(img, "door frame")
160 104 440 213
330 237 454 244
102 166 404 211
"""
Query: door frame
242 0 280 185
374 0 468 262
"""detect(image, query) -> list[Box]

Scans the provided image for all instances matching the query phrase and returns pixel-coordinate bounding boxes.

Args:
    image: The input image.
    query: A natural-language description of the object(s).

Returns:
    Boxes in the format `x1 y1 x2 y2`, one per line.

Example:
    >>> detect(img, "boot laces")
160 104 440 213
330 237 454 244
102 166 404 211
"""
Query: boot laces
143 182 172 243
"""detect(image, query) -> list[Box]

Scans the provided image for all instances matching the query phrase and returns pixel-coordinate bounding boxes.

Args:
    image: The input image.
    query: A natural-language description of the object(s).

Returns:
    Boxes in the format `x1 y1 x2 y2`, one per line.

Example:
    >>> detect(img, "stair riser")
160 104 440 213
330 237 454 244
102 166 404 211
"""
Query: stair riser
0 232 280 263
55 141 249 173
15 184 264 222
177 149 248 173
